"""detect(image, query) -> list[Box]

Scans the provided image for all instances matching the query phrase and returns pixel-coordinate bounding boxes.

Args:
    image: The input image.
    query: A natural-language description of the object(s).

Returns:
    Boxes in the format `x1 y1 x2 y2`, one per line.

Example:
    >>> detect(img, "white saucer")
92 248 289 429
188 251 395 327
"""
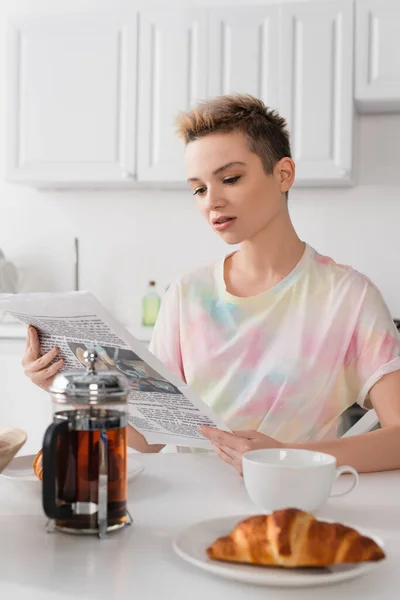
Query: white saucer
173 515 385 588
0 453 144 484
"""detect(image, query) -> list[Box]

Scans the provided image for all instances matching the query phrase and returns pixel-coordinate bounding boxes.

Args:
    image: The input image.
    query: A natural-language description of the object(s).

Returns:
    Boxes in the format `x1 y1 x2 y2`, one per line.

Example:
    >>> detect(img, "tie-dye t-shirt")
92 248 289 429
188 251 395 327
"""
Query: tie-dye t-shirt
149 244 400 443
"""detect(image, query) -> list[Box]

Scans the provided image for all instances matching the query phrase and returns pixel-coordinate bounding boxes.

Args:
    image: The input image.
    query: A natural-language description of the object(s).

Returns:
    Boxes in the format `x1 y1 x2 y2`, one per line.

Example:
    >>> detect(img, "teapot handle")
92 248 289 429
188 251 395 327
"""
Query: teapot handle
42 420 73 521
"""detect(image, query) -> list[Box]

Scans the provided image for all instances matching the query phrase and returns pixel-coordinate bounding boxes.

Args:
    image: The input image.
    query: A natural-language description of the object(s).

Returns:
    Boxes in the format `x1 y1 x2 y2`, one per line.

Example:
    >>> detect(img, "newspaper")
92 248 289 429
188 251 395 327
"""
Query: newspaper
0 291 230 448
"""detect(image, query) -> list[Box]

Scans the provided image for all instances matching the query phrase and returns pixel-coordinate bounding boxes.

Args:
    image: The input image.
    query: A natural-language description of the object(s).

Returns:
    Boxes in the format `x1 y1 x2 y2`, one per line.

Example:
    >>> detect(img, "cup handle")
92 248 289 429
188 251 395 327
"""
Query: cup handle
329 465 359 497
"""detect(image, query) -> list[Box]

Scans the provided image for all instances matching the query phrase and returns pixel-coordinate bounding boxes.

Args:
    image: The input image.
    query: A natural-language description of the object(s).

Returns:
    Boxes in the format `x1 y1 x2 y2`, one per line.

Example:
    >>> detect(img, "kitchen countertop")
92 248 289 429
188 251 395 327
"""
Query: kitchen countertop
0 454 399 600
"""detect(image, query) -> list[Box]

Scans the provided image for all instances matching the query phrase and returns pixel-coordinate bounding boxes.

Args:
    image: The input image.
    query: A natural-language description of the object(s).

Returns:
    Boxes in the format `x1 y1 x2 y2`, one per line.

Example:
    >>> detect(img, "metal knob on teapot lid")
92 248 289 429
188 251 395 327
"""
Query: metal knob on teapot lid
48 349 130 404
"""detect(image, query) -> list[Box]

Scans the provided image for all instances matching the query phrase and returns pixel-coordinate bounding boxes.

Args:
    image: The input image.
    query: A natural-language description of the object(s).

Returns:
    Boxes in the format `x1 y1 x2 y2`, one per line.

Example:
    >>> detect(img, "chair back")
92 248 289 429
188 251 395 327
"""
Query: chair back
341 409 379 437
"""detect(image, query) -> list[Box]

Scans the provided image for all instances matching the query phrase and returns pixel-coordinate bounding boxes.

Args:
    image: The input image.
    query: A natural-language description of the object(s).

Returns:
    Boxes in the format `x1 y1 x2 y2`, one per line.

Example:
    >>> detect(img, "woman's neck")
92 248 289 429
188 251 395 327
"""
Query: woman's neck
224 210 305 297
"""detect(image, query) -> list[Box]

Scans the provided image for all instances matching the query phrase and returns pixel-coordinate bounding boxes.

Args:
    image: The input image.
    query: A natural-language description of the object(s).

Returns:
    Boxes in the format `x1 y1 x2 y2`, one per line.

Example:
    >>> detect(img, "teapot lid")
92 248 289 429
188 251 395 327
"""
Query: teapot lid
49 349 129 404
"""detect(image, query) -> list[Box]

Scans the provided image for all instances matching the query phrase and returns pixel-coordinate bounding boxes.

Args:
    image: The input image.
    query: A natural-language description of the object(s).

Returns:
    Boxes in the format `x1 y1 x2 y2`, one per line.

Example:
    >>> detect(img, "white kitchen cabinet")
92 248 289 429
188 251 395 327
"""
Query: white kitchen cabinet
136 10 208 183
356 0 400 112
280 1 354 185
6 4 358 190
6 14 138 186
208 6 280 109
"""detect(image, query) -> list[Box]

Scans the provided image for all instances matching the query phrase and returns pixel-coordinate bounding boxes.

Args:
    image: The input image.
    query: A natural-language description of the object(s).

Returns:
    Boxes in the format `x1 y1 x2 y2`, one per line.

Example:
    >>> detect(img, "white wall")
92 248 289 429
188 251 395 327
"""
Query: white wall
1 0 400 337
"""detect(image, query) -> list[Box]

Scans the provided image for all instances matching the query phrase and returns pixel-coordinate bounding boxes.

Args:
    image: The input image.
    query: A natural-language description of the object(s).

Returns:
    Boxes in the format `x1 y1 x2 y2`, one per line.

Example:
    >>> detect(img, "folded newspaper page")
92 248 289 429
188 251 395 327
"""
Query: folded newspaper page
0 291 230 448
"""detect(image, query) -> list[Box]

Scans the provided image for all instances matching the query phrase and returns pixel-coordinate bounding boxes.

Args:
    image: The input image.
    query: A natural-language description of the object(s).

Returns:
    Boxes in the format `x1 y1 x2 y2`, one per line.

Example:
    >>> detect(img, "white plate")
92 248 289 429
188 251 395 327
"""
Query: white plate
173 515 385 588
0 453 144 483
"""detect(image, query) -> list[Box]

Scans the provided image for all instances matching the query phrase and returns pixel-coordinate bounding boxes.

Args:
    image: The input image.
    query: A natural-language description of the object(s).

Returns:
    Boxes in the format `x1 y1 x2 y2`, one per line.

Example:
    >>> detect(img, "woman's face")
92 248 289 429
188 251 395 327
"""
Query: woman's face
185 131 294 245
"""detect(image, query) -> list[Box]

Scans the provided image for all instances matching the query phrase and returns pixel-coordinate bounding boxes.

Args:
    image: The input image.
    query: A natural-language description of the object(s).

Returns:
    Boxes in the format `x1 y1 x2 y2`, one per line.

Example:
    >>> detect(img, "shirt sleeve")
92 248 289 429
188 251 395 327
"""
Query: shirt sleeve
148 281 186 382
344 280 400 408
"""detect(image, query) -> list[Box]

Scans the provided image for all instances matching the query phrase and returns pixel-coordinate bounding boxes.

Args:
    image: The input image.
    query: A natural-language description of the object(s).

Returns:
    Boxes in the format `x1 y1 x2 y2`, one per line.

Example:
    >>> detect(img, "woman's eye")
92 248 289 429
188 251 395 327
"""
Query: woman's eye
223 176 241 185
193 187 206 196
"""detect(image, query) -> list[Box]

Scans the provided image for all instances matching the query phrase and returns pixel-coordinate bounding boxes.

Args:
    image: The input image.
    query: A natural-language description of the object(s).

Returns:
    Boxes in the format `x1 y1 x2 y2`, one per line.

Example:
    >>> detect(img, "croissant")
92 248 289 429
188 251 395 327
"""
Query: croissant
207 508 385 568
33 449 43 481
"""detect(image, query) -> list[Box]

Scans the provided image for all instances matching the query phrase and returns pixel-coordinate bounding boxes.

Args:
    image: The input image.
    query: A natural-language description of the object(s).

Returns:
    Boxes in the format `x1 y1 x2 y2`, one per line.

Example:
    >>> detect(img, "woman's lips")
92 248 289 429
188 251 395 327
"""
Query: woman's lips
213 217 236 231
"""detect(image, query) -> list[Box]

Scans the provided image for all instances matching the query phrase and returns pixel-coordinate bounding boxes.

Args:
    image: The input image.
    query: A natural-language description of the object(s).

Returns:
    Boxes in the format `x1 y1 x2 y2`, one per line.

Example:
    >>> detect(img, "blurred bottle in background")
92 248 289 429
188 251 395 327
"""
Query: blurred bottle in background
142 280 161 326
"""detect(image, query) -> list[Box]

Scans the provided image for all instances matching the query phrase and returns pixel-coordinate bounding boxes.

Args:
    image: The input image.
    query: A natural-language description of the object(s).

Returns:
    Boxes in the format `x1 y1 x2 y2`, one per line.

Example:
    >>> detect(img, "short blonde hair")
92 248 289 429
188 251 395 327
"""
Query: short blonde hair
175 93 291 176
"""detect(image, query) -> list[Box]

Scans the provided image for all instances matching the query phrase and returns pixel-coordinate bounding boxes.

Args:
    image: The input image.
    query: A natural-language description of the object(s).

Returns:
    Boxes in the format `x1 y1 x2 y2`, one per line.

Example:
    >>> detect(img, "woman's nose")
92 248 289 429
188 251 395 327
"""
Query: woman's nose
203 189 225 211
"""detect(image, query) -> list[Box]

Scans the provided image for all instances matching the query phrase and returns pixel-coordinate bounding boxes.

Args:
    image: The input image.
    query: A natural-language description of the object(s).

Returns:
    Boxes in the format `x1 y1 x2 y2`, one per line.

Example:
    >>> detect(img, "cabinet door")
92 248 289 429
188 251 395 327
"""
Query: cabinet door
356 0 400 112
208 6 279 108
137 10 208 182
6 14 137 186
280 1 354 185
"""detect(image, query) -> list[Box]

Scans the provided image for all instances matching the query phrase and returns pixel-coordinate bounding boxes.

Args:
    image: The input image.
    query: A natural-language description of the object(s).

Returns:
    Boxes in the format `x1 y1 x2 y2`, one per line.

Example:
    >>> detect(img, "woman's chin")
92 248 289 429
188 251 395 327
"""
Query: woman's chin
217 231 244 245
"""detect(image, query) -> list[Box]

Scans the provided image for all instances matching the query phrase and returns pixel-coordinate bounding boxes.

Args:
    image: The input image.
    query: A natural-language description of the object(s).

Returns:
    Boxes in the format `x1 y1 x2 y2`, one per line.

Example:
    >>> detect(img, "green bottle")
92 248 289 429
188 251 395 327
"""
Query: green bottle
142 280 161 326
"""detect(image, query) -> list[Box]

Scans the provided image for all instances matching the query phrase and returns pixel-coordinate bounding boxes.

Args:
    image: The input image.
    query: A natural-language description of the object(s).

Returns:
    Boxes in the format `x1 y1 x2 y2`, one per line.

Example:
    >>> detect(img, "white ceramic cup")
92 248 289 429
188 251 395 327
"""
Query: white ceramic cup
242 448 359 513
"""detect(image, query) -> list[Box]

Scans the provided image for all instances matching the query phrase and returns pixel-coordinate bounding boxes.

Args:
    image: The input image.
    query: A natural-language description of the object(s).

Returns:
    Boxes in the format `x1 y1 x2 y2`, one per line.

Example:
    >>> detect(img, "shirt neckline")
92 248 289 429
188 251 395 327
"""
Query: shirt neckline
216 243 313 306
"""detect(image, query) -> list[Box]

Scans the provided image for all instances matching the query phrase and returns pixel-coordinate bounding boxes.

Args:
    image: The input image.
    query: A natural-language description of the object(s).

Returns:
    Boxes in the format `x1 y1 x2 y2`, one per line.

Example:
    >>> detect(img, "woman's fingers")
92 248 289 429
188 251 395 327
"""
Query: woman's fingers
24 346 60 373
216 444 244 463
21 325 64 390
29 325 41 358
200 426 244 450
25 326 31 352
29 359 64 387
22 326 42 366
213 444 243 475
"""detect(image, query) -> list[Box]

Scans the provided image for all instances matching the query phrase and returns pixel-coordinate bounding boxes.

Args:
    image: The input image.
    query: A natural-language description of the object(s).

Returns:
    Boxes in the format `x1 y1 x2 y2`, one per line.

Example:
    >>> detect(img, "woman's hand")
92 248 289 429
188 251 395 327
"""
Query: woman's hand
127 425 165 454
199 426 283 475
21 326 64 390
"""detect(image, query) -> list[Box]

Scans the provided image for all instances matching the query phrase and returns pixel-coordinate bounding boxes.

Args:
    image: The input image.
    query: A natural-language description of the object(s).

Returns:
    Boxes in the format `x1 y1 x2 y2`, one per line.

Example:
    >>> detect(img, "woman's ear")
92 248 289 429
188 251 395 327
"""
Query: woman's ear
277 157 295 193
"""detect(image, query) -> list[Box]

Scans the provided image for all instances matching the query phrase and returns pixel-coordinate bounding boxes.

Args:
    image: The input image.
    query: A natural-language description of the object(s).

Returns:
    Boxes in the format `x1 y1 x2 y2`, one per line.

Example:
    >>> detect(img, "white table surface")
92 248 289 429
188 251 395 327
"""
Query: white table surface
0 454 399 600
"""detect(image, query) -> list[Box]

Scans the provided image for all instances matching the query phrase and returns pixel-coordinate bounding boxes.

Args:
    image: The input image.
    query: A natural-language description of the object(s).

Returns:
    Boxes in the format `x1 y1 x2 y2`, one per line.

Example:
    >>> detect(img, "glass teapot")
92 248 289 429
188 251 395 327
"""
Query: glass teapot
42 349 131 538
